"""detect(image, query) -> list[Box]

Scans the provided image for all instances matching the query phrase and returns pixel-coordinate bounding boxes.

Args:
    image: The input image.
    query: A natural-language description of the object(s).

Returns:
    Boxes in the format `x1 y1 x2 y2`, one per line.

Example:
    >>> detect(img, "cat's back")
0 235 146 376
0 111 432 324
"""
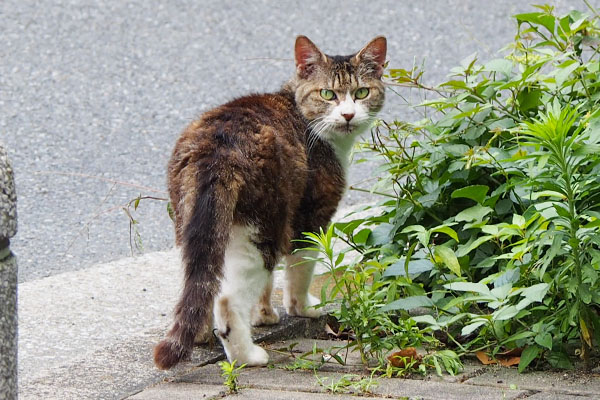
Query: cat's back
173 91 305 157
167 90 310 243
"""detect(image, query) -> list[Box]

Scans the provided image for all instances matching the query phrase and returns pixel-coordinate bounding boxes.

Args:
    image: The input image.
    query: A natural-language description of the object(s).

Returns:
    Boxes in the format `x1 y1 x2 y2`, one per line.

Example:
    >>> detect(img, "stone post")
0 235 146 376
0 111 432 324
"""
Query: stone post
0 144 17 400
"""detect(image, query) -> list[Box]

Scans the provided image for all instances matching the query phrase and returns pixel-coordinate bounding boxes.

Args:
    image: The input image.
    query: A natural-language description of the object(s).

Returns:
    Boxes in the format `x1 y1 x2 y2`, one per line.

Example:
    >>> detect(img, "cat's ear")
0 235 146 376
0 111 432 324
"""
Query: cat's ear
354 36 387 78
295 36 326 79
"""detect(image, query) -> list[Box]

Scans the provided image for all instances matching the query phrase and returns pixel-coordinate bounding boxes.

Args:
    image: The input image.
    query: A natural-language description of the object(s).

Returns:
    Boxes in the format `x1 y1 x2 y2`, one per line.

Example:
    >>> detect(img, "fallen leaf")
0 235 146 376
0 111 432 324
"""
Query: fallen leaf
498 356 521 367
476 351 496 365
388 347 422 368
476 350 521 367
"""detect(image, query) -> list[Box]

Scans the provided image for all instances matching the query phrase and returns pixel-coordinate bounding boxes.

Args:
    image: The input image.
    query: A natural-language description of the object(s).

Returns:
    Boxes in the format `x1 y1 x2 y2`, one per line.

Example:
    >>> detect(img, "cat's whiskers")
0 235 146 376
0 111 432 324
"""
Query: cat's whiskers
305 117 330 153
310 120 334 152
304 118 322 153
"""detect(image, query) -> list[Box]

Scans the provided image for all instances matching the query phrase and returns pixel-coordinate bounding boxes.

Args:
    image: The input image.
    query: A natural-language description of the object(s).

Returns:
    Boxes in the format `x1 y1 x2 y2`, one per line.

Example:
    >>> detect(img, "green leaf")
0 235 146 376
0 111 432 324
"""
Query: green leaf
456 235 494 257
380 295 434 312
520 283 549 303
353 228 371 245
501 330 535 345
368 223 394 246
443 144 470 156
430 225 459 242
554 60 580 87
444 282 491 296
547 350 573 370
493 268 520 288
516 88 543 113
518 346 541 373
451 185 490 204
461 320 487 336
493 305 519 321
383 258 434 277
166 202 175 222
534 332 552 350
434 246 461 276
401 225 426 234
512 214 526 228
514 12 556 34
579 283 592 304
411 315 438 327
495 199 513 216
484 58 513 77
455 204 493 223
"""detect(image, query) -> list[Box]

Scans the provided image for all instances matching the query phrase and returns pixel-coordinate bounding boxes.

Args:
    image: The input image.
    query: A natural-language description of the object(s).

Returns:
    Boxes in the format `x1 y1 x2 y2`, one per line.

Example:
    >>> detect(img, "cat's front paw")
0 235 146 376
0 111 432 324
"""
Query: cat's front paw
237 344 269 366
284 294 323 318
251 305 280 326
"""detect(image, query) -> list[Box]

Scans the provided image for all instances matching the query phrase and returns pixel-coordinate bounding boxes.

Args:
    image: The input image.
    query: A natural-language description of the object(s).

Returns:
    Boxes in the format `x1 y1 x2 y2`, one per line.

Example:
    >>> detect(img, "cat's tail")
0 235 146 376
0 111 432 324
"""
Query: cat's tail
154 167 240 370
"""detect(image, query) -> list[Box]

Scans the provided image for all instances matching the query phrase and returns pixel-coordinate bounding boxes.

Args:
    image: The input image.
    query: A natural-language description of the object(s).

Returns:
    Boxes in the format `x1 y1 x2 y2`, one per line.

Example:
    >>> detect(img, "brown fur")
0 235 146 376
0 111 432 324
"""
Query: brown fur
154 36 386 370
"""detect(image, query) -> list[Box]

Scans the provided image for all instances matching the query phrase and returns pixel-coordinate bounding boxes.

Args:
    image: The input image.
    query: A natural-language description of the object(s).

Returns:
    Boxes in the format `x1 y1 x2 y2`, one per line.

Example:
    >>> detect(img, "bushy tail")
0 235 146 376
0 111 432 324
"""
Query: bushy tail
154 174 238 370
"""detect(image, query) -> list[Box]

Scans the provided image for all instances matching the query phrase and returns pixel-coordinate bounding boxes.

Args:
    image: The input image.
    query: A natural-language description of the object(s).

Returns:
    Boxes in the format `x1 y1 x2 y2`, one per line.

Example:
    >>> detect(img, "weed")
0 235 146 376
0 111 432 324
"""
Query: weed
315 372 379 394
218 360 246 394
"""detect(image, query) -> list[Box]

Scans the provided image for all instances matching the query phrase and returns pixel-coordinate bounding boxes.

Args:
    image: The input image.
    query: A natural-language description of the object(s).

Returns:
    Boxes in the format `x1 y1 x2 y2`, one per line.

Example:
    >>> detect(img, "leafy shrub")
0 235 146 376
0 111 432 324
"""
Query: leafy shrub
314 3 600 371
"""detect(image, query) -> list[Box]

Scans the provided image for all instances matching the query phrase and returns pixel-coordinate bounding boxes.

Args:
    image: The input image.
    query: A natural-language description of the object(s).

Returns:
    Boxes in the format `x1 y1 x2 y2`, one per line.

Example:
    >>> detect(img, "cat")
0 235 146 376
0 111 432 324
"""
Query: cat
154 35 386 370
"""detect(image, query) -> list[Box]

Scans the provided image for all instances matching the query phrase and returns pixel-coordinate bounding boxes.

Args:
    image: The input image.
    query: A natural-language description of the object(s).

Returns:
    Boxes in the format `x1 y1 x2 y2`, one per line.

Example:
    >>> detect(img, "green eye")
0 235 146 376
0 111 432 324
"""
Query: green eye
320 89 336 100
355 87 370 99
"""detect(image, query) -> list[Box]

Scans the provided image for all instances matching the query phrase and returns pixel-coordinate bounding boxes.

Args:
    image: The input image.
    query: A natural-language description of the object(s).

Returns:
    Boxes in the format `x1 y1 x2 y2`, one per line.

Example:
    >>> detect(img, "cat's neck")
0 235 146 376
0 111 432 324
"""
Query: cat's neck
328 131 360 174
280 80 361 175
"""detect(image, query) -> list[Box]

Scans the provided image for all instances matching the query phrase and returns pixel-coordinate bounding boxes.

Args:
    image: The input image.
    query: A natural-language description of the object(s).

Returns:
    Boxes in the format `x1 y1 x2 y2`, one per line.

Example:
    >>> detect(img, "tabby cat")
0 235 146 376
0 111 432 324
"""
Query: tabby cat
154 35 386 369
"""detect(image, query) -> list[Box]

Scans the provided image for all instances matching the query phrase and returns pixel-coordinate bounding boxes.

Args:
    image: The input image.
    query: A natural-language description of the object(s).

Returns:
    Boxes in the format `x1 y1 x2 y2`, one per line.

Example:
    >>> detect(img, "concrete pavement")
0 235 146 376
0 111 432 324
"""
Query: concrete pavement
18 247 329 399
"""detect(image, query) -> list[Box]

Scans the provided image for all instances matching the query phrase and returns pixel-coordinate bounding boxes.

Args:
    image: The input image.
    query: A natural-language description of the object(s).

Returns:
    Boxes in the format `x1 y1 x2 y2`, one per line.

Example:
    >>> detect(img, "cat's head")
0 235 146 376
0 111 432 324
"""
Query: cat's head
291 36 386 143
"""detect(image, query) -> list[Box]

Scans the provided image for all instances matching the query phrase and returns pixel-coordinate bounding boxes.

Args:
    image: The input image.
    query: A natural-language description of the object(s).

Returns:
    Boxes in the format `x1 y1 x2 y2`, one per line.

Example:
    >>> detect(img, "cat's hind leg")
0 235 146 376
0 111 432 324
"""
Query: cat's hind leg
251 274 280 326
213 225 271 366
193 313 214 344
283 250 322 318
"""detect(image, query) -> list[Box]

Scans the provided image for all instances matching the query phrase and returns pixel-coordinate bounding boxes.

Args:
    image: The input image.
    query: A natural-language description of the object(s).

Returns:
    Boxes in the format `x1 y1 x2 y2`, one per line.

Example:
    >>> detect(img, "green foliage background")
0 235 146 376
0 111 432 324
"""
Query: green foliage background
310 3 600 372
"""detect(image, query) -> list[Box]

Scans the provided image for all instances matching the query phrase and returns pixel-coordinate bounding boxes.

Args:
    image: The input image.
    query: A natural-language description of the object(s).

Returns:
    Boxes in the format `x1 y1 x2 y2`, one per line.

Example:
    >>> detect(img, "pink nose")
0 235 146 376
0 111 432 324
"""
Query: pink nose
342 113 355 121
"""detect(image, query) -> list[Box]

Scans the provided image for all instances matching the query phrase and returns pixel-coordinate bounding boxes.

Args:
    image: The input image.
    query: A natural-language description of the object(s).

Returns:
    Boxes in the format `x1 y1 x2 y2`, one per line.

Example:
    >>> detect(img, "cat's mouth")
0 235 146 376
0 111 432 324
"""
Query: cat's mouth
333 123 357 134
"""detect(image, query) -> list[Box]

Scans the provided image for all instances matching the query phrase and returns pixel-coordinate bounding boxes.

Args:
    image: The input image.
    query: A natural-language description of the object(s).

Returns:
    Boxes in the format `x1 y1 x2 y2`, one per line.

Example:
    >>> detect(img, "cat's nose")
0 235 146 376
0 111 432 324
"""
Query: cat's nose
342 112 355 122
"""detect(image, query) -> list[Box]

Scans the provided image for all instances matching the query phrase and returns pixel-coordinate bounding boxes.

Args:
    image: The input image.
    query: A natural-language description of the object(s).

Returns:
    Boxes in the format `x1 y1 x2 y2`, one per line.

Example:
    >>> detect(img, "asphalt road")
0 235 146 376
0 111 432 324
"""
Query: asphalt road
1 0 578 282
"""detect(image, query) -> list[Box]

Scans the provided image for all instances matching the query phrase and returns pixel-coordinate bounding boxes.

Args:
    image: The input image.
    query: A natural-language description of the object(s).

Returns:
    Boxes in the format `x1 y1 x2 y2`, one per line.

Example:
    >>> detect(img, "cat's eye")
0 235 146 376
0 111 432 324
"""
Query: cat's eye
354 87 370 100
320 89 336 101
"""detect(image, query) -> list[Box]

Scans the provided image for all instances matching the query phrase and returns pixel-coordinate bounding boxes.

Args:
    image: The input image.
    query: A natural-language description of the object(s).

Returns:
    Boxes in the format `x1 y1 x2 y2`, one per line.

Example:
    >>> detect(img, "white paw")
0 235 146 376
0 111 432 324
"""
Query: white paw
251 306 280 327
285 294 323 318
237 344 269 366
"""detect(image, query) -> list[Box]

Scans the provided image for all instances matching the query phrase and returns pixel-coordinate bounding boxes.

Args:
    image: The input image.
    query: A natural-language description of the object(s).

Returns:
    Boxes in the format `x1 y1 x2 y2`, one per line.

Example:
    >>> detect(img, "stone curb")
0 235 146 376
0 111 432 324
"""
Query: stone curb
0 143 17 400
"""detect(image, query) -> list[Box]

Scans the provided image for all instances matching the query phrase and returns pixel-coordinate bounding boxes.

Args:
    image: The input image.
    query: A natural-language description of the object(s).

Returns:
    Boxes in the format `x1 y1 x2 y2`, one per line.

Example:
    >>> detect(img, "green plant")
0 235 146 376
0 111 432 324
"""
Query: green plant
302 226 436 365
314 372 379 394
272 341 347 371
517 103 600 368
218 360 246 393
309 3 600 372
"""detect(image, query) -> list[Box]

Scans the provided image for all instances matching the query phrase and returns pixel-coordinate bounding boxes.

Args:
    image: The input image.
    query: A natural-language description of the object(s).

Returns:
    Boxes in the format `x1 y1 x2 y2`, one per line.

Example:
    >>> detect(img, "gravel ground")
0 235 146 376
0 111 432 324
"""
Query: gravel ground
1 0 578 282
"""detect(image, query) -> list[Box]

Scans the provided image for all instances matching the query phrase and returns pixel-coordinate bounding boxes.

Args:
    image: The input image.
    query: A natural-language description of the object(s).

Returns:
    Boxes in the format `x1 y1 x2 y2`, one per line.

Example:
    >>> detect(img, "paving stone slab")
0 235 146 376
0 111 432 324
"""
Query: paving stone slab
22 309 329 400
128 383 225 399
373 377 527 400
525 392 596 400
176 362 528 400
464 365 600 397
224 388 377 400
